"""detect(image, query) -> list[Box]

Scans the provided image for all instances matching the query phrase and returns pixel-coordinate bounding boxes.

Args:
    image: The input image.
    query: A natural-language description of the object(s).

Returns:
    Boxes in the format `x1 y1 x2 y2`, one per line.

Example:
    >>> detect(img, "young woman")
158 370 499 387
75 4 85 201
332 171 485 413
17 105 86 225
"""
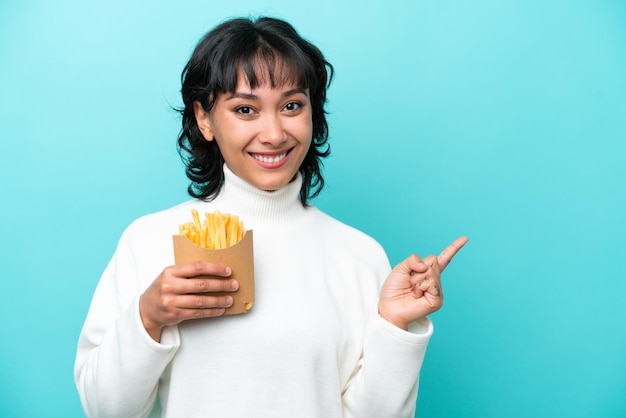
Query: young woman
74 16 467 418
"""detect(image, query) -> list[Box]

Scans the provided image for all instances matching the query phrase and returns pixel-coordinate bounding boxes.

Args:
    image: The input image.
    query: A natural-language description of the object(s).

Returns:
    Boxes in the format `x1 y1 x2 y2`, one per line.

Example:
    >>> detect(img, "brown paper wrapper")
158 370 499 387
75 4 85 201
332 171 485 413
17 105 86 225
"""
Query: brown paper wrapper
172 230 254 315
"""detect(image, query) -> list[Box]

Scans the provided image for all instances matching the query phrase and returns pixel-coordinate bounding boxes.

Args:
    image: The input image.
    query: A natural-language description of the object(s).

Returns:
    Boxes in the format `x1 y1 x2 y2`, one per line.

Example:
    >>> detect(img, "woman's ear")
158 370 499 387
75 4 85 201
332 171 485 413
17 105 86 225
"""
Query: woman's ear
193 101 214 141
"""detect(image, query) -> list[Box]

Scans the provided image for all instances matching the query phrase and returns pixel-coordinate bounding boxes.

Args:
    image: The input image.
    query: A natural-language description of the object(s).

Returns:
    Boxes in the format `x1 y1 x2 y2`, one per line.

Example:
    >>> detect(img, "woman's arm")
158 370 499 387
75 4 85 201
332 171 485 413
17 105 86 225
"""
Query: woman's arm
342 236 467 418
342 313 432 418
74 236 237 417
74 259 179 417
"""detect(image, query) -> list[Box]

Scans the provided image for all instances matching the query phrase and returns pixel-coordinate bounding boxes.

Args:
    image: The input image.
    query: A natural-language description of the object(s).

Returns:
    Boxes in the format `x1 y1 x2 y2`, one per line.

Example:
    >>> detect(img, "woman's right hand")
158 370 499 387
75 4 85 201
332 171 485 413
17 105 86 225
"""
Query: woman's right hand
139 261 238 342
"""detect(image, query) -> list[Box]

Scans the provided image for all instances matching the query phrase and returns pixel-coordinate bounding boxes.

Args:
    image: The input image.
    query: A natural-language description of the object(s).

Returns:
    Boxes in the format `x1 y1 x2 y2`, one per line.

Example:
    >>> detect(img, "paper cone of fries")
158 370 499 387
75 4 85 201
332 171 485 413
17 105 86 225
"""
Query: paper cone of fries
173 210 255 315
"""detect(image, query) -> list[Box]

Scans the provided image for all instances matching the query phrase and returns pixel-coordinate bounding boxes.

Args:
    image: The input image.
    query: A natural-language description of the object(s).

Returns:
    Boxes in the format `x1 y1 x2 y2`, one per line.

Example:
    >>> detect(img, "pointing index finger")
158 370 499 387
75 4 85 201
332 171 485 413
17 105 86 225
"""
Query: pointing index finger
437 236 469 271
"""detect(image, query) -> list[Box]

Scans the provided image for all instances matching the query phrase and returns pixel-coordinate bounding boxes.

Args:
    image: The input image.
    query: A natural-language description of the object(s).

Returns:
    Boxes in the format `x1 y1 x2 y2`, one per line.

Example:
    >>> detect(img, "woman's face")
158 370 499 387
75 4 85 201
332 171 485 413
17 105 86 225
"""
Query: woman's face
194 72 313 192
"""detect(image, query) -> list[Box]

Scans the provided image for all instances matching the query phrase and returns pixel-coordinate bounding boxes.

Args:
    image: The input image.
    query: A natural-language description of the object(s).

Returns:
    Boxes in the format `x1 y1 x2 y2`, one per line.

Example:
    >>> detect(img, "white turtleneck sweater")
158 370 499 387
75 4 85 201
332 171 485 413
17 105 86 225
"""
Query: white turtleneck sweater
75 165 433 418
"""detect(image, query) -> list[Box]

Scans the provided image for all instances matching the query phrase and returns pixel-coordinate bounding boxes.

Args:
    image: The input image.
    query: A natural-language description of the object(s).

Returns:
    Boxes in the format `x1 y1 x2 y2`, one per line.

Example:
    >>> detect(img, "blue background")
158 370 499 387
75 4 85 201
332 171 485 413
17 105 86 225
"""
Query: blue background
1 0 625 416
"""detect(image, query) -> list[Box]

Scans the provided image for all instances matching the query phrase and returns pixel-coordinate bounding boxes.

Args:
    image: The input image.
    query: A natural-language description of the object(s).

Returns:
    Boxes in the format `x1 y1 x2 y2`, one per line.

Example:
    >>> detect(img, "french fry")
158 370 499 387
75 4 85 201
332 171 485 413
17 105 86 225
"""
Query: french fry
179 209 245 250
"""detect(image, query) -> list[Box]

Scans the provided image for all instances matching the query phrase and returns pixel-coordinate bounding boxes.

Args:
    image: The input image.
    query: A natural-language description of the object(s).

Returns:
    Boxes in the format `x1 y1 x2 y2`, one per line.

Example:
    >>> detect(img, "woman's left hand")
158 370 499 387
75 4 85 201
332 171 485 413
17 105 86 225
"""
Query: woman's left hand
378 236 468 330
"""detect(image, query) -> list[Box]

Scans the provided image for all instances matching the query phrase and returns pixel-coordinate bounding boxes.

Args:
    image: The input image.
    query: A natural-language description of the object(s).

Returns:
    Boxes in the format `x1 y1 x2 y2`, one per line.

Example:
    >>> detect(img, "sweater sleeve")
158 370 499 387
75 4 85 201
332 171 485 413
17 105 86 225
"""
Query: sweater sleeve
342 312 432 418
335 230 433 418
74 234 180 417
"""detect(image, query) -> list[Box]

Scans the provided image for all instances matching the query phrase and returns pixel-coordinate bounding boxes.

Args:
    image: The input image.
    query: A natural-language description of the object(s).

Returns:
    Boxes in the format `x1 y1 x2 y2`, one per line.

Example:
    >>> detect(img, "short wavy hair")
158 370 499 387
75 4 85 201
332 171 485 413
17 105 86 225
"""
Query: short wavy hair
177 16 334 205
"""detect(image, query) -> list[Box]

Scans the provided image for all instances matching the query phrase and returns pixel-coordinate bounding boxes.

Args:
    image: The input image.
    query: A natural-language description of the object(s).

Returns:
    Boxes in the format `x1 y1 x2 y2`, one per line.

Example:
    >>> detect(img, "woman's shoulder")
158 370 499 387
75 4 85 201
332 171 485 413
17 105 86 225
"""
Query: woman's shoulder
306 208 392 283
310 207 388 258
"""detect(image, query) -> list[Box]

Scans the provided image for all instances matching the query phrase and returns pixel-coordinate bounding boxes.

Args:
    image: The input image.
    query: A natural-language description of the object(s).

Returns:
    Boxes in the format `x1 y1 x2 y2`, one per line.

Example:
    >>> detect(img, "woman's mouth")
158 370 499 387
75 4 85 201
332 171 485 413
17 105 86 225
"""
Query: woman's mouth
250 151 288 164
249 148 294 169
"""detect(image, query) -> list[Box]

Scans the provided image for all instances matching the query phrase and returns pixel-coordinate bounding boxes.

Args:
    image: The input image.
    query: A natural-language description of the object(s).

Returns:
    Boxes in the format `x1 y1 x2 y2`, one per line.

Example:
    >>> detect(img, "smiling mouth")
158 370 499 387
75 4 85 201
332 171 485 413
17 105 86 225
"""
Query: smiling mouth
250 150 289 164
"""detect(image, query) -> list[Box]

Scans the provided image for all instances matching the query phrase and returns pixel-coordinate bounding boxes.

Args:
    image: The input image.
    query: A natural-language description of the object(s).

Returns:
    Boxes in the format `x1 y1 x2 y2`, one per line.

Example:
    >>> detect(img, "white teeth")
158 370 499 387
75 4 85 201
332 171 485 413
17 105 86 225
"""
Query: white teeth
252 152 287 163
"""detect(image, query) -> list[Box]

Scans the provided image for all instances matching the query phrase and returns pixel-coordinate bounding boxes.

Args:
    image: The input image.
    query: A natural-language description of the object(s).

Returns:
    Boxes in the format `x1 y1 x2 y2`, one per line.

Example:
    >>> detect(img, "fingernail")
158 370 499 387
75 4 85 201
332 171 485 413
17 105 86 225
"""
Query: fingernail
225 267 232 276
230 280 239 290
226 296 233 306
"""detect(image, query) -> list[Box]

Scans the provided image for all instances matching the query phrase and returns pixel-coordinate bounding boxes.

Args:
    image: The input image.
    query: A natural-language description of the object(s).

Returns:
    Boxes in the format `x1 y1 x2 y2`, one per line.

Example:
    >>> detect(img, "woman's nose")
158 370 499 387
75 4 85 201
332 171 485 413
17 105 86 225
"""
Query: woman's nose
259 114 286 145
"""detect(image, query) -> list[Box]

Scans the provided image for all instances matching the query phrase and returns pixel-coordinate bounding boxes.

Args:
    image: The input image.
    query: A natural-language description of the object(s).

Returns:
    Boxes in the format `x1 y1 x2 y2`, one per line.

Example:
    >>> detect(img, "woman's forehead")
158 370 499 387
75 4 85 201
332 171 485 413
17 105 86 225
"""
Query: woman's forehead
234 71 300 92
234 57 303 90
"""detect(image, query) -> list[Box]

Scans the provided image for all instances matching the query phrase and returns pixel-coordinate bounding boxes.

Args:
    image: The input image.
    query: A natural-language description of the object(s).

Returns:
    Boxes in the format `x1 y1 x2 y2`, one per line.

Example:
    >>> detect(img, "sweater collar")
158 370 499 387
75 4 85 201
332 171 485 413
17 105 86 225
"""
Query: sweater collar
214 164 306 223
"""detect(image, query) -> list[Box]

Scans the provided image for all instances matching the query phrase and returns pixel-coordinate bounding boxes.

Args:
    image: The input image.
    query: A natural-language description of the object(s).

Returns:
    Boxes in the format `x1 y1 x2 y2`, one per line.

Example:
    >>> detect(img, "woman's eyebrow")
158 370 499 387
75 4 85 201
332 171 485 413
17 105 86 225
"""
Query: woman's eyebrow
225 92 257 101
282 88 308 97
224 88 308 101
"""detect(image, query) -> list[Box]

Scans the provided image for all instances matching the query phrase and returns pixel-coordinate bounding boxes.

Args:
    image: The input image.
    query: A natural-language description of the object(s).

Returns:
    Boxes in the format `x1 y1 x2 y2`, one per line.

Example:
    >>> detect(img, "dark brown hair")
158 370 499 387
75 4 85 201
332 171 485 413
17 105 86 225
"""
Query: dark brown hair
177 16 334 205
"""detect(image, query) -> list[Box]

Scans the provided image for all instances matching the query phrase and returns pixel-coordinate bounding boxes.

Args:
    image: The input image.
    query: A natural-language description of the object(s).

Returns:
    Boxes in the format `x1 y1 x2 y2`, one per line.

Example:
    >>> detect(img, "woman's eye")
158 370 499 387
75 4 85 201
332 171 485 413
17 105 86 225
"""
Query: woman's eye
236 106 253 115
284 102 301 111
